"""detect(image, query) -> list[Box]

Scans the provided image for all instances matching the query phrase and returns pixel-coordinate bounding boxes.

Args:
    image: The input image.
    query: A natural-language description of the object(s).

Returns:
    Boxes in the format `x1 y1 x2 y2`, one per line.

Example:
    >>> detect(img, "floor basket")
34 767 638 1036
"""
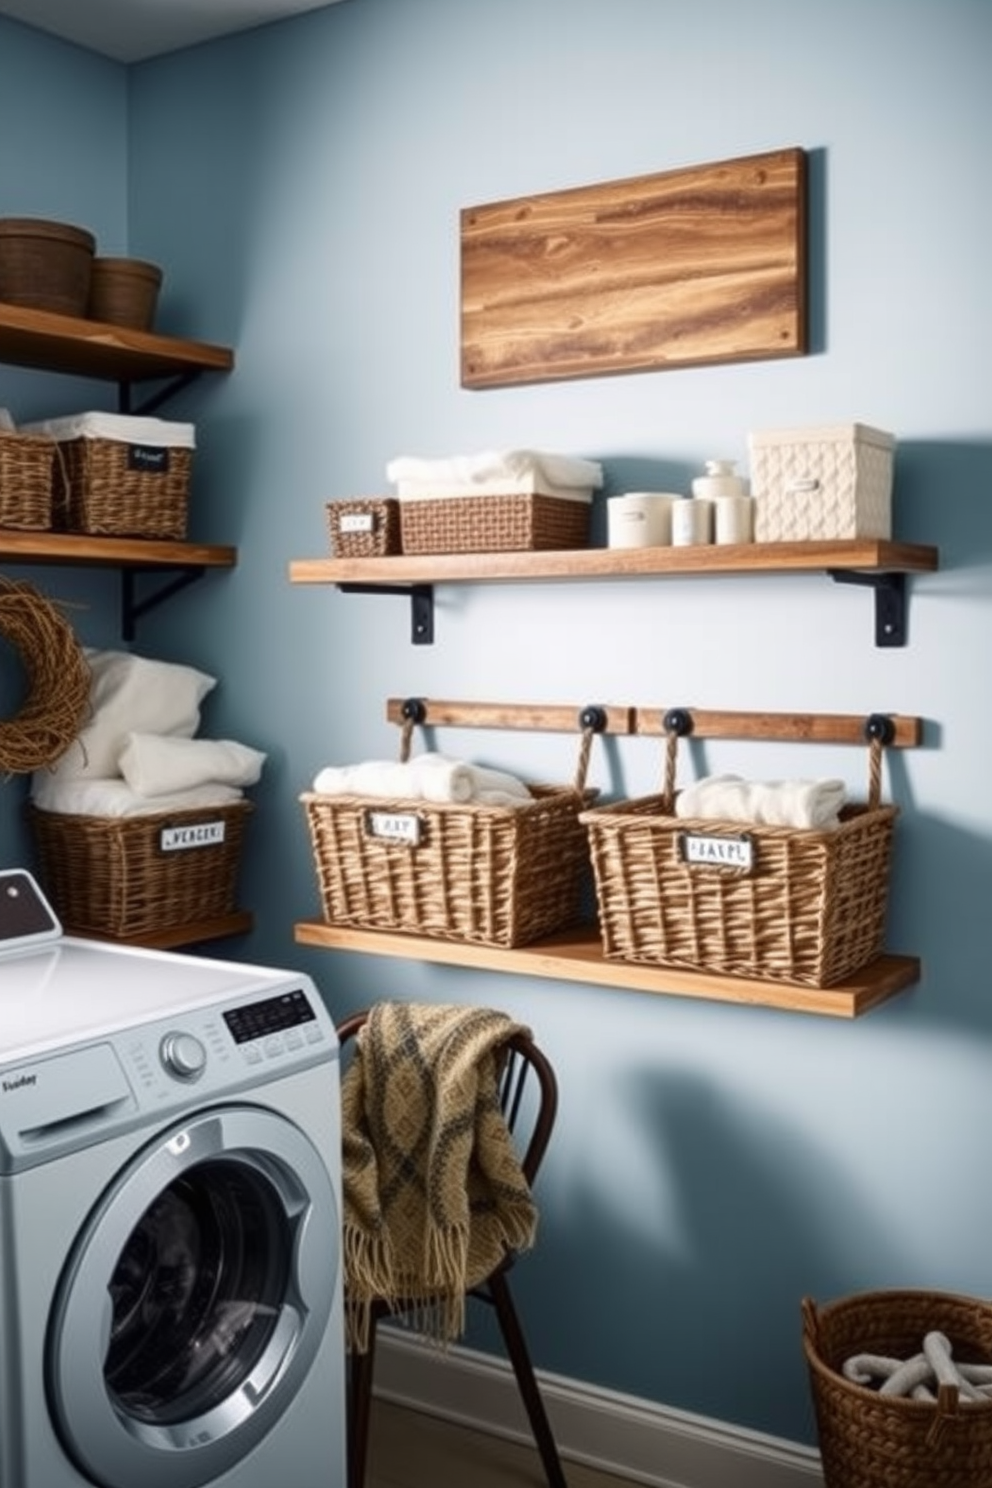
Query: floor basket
803 1291 992 1488
302 708 599 947
28 800 251 939
0 429 55 529
399 492 590 553
581 722 897 987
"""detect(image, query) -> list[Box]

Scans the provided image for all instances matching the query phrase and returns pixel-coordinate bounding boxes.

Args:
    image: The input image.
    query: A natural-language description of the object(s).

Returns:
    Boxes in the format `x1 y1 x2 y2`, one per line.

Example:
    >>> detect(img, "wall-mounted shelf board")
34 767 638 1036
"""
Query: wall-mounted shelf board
0 530 238 640
294 921 921 1019
289 539 939 647
78 911 253 951
0 301 233 385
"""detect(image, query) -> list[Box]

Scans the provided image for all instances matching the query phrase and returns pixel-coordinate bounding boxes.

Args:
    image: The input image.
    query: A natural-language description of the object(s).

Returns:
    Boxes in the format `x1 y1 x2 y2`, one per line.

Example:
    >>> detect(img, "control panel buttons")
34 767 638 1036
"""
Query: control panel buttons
159 1031 208 1081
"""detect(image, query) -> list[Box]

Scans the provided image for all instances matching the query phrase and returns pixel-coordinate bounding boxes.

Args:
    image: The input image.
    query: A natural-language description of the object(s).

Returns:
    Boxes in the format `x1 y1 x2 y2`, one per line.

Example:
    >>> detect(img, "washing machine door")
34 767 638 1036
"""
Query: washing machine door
46 1104 339 1488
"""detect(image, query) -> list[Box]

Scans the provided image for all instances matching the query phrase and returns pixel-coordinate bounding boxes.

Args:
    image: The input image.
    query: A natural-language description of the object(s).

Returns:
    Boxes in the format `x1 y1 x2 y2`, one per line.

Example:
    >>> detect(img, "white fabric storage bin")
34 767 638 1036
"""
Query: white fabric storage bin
748 423 894 541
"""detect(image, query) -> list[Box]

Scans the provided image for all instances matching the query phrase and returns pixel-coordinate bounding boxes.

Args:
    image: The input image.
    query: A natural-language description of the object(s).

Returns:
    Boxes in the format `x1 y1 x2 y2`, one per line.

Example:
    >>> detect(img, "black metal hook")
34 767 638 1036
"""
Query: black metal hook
663 707 694 737
864 712 895 745
401 697 427 724
578 705 608 733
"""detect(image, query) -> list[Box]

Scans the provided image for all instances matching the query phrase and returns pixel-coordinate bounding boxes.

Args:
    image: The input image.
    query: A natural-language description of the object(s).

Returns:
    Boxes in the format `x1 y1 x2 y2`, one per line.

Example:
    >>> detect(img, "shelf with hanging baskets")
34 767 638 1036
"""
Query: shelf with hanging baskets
293 698 924 1019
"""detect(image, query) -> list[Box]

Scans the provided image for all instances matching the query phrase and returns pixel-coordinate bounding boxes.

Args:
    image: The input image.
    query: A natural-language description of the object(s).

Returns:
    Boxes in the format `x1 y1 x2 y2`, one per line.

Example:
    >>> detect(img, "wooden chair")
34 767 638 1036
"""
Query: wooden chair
337 1008 568 1488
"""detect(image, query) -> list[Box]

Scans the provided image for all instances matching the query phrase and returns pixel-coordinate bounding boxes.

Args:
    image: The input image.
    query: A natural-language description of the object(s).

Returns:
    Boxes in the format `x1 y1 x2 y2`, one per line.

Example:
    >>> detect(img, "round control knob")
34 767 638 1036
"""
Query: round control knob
160 1031 207 1081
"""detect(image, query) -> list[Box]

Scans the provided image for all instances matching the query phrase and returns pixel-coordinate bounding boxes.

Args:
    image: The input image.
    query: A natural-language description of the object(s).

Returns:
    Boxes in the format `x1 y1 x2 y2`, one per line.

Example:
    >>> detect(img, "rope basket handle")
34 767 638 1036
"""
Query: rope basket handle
660 709 895 816
396 697 608 793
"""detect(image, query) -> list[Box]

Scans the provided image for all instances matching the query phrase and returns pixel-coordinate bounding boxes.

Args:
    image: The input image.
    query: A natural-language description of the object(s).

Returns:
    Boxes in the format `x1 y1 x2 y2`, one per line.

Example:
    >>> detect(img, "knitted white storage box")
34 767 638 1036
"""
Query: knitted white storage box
748 423 895 542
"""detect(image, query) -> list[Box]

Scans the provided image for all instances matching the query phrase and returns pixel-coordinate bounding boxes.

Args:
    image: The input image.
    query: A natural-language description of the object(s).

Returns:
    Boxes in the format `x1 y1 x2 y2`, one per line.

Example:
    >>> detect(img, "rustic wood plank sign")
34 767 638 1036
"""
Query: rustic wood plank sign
460 146 807 388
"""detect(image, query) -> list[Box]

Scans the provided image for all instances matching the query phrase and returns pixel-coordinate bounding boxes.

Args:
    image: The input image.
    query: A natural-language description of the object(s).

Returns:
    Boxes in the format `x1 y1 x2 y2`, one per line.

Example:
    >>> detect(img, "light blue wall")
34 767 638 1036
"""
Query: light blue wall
2 0 991 1450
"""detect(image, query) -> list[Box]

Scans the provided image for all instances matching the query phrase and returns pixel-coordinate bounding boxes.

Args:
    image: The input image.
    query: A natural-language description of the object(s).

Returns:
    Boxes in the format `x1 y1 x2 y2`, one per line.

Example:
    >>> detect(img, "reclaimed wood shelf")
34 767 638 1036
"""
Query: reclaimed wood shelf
294 921 920 1019
0 300 233 388
289 539 939 647
76 912 254 951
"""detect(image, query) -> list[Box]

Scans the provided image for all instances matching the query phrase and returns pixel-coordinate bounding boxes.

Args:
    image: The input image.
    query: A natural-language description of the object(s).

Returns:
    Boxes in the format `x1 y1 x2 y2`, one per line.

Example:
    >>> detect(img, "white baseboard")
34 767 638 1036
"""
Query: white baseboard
375 1327 824 1488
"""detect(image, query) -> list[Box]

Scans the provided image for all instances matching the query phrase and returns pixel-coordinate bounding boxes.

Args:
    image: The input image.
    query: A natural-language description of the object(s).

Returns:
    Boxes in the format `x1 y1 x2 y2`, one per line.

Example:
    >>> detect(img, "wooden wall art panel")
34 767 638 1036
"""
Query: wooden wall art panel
460 146 807 388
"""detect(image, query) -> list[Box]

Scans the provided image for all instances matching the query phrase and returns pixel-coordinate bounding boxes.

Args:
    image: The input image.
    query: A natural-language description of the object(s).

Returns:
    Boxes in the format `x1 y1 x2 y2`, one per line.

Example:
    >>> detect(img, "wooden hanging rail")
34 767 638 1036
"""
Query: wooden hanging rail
634 707 922 748
385 697 633 734
385 699 922 748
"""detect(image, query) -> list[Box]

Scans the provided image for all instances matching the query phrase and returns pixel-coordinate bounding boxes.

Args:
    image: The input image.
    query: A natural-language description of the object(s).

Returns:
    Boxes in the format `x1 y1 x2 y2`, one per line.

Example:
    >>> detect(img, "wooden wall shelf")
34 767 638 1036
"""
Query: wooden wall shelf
0 301 233 388
78 912 254 951
294 921 920 1019
289 539 939 647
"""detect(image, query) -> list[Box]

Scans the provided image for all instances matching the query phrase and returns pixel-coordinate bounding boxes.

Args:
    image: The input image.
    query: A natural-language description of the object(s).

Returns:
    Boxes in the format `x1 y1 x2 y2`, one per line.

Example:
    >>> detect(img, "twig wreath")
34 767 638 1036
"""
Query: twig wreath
0 574 90 775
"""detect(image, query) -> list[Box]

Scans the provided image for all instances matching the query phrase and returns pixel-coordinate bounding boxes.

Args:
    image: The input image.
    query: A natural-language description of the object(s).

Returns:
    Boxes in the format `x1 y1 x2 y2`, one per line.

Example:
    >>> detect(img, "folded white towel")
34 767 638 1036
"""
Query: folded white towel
386 449 604 498
118 734 266 797
311 752 532 806
674 774 847 830
30 775 244 818
22 410 196 447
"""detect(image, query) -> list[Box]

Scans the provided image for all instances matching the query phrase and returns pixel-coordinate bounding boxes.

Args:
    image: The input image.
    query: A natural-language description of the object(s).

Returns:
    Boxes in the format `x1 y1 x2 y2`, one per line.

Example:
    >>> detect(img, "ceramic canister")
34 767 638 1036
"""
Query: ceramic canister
691 458 748 500
607 492 677 548
671 497 713 546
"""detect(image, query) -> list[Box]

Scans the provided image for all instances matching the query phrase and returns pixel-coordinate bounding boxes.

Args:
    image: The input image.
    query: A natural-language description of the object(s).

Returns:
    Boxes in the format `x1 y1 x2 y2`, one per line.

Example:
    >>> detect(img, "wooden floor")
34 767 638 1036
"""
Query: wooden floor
367 1399 638 1488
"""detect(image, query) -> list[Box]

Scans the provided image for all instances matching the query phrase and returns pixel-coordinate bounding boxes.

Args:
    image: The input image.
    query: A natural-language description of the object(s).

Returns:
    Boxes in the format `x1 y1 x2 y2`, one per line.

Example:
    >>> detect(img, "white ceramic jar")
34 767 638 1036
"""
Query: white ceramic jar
691 459 748 500
607 492 677 548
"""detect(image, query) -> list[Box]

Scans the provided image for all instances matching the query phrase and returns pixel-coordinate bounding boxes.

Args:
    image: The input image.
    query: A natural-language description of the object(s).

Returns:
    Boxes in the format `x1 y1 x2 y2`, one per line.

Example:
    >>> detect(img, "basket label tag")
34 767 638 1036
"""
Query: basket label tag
679 832 754 870
160 820 226 851
366 810 422 846
340 512 376 534
128 443 170 475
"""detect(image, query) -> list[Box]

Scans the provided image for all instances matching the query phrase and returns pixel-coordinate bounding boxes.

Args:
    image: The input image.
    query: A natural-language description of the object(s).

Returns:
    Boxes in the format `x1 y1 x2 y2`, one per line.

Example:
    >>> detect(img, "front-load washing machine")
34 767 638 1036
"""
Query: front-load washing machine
0 922 345 1488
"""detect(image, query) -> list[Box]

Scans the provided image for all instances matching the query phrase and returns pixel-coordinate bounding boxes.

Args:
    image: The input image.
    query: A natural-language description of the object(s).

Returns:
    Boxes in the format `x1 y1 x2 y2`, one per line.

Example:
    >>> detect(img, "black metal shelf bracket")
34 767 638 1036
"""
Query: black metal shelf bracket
827 570 908 647
121 567 205 642
338 583 434 645
117 370 203 417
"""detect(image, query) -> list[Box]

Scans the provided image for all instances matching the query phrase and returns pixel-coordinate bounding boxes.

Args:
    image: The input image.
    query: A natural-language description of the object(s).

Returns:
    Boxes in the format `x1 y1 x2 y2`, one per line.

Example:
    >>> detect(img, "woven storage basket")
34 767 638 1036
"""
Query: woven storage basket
32 412 195 539
580 720 897 988
0 430 55 530
803 1291 992 1488
399 492 590 554
0 218 95 317
27 800 251 939
302 709 599 948
326 498 401 557
88 256 163 331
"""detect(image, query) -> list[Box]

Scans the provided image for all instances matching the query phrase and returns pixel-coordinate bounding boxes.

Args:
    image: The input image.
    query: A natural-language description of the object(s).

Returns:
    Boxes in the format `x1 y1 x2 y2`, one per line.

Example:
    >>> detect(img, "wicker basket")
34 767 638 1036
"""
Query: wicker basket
39 413 194 539
0 217 95 317
399 492 590 554
581 723 897 988
0 430 55 530
803 1291 992 1488
28 800 251 939
88 256 163 330
326 498 401 557
302 710 599 948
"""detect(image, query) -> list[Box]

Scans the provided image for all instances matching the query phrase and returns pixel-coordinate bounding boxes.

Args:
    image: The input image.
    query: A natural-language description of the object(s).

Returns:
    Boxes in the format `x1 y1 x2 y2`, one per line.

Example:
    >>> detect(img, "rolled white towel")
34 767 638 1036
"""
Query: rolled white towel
119 734 266 797
674 774 847 830
312 756 475 803
311 753 531 805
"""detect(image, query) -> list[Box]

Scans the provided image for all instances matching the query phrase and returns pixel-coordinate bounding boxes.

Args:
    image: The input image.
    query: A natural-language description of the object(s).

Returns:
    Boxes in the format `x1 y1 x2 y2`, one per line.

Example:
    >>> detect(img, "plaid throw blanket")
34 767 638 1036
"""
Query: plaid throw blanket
341 1001 539 1352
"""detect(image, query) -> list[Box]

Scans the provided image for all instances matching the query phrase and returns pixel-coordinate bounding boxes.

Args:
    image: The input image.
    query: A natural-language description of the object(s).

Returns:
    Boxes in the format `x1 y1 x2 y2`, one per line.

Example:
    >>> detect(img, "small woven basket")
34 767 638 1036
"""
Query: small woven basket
0 430 55 530
326 498 401 557
581 720 897 988
53 435 191 539
803 1291 992 1488
302 708 599 948
399 492 589 554
28 800 251 939
88 256 163 331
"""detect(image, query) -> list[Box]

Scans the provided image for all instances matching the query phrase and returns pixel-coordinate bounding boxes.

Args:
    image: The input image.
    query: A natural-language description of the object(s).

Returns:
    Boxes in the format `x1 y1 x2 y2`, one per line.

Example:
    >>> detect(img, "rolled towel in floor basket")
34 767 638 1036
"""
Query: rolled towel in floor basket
674 774 848 830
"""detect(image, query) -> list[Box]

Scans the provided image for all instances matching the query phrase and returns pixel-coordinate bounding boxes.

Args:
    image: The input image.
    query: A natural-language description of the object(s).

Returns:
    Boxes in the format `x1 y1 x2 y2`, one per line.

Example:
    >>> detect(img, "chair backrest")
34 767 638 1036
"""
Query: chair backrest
335 1008 558 1187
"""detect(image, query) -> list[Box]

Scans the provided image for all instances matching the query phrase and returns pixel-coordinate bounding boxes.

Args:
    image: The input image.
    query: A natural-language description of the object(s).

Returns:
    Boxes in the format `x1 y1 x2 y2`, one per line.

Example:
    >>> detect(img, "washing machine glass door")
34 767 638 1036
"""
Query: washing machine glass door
47 1105 339 1488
